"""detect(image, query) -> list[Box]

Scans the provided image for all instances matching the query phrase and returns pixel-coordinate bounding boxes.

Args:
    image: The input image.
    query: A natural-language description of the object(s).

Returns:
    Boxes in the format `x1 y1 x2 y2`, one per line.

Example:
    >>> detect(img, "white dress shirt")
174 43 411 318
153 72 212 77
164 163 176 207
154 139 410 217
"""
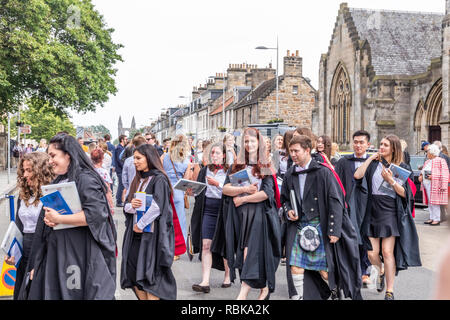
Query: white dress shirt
18 197 43 234
205 168 226 199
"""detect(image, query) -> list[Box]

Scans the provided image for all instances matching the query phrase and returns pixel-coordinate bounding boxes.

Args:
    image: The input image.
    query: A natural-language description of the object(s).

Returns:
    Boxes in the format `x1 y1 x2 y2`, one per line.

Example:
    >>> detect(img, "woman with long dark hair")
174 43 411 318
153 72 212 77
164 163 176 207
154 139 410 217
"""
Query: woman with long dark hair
191 143 231 294
354 134 421 300
4 152 54 300
23 133 117 300
212 128 281 300
316 135 333 168
121 144 177 300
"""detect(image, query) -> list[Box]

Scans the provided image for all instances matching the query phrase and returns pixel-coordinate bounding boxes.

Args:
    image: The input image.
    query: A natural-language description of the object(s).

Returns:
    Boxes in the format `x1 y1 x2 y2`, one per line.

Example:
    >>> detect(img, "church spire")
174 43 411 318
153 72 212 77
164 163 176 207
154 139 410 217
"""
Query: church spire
131 116 136 130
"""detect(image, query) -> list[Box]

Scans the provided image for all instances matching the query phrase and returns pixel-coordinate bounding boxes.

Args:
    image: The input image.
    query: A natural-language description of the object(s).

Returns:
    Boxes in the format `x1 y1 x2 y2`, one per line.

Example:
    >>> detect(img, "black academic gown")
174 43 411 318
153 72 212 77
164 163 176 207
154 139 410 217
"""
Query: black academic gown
356 161 422 273
190 166 225 270
23 170 117 300
211 166 281 292
13 199 44 300
120 171 176 300
281 160 362 300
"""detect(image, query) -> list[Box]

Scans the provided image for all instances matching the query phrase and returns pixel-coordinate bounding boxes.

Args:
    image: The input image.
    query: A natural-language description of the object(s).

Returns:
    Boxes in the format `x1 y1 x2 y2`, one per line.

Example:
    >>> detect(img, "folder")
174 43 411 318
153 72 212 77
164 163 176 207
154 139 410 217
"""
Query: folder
1 222 23 268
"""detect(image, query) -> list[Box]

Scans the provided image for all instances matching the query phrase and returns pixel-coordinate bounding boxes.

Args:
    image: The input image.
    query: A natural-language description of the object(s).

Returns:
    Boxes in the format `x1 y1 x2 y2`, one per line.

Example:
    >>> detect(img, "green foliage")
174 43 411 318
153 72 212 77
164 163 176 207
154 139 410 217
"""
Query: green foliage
0 0 123 115
86 124 111 137
3 100 77 142
267 118 284 124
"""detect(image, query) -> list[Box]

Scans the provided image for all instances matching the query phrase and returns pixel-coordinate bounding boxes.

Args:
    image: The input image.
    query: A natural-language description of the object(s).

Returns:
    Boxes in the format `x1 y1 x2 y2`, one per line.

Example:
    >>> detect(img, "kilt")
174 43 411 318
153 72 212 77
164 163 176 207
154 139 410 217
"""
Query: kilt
289 217 328 272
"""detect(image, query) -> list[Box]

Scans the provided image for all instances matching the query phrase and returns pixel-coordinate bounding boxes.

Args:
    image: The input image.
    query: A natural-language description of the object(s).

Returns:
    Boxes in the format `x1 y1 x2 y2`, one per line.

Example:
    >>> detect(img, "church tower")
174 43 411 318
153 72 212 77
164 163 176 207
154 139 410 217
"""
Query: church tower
118 116 123 136
131 116 136 130
442 0 450 146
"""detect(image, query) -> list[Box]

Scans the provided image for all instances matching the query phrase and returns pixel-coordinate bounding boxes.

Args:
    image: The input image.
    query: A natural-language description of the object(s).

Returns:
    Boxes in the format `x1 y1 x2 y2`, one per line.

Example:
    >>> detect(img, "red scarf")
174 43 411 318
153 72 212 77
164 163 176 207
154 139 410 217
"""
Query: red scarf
170 194 187 256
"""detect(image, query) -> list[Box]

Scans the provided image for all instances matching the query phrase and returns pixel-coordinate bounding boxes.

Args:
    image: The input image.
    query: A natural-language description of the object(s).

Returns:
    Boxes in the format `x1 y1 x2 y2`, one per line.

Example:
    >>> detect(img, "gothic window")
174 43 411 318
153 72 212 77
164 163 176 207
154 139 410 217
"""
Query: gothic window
330 63 352 144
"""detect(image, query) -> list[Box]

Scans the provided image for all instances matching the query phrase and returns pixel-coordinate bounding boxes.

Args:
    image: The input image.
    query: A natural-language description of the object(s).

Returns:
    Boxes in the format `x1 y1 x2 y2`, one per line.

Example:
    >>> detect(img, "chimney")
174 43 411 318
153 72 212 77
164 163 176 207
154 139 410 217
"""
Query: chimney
284 49 302 77
192 86 200 100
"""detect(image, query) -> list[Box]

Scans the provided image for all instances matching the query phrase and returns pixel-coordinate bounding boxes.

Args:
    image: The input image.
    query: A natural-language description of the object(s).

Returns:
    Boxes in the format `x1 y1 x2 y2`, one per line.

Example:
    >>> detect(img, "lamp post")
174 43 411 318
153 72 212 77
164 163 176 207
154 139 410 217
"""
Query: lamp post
255 36 279 119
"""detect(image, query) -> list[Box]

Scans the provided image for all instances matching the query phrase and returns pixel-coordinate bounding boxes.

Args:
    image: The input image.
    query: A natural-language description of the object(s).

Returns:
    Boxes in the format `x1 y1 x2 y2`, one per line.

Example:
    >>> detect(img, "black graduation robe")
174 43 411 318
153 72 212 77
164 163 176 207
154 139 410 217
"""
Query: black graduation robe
356 161 422 273
190 166 225 270
210 166 281 293
120 170 176 300
281 160 362 300
22 169 117 300
13 199 44 300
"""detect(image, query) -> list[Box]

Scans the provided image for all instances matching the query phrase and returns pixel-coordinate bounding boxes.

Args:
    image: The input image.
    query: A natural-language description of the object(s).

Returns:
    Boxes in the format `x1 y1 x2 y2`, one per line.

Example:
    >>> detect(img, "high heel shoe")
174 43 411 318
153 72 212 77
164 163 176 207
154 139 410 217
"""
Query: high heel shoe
264 292 271 300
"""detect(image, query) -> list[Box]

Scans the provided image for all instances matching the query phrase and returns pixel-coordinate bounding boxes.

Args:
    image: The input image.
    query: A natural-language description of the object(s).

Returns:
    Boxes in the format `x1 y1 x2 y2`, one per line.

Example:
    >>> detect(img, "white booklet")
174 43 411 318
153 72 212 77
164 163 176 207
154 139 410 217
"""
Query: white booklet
41 181 82 230
1 221 23 267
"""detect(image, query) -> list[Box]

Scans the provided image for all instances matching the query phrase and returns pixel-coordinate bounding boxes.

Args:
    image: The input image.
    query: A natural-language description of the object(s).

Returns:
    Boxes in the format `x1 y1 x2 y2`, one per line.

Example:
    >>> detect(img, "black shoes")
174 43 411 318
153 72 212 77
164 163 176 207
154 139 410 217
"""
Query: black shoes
116 203 124 208
384 291 395 300
377 273 385 293
221 283 232 288
424 220 433 225
192 284 210 293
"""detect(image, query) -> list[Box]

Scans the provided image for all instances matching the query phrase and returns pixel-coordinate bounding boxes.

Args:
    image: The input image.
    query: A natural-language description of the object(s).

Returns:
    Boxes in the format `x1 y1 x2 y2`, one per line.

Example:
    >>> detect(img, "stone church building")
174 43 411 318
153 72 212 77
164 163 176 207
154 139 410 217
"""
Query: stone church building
315 1 450 153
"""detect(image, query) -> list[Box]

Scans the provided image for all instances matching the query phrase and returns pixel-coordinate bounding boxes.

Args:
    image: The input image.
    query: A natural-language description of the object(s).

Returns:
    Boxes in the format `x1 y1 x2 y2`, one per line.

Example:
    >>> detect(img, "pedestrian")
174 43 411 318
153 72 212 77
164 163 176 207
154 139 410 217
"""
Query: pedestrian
120 144 177 300
114 134 128 207
192 140 212 181
145 132 164 156
190 143 231 294
163 138 172 153
292 127 324 164
87 142 97 156
99 142 113 173
334 130 372 288
194 139 204 164
104 134 116 193
77 137 89 153
37 139 48 153
354 134 421 300
91 148 115 215
215 127 281 300
420 144 449 226
281 134 362 300
433 141 450 222
4 152 54 300
278 130 294 179
400 139 411 167
25 133 117 300
223 134 237 166
161 134 193 247
316 135 334 168
122 135 147 199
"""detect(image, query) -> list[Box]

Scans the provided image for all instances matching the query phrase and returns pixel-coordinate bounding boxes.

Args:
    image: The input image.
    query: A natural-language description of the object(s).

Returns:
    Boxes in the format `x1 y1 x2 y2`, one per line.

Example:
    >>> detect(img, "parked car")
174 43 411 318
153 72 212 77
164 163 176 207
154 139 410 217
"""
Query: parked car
410 155 426 207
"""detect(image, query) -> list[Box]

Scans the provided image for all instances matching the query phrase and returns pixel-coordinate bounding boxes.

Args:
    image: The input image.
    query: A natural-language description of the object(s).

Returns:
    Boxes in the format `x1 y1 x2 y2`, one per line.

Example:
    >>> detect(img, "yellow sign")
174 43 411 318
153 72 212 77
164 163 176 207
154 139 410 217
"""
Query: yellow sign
0 261 15 297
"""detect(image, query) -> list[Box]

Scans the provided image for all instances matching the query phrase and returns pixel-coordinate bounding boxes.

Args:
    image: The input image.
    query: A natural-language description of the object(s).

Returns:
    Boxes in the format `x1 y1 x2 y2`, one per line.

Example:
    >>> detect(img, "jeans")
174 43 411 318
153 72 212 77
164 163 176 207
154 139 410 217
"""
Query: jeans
116 172 124 205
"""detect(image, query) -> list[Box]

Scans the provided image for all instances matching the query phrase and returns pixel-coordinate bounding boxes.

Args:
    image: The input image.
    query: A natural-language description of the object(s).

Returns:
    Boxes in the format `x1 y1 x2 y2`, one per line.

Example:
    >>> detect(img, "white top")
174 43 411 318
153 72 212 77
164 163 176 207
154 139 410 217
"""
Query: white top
124 177 161 231
95 167 113 184
422 161 432 188
354 153 367 170
279 154 288 175
18 197 43 234
102 153 112 172
205 168 226 199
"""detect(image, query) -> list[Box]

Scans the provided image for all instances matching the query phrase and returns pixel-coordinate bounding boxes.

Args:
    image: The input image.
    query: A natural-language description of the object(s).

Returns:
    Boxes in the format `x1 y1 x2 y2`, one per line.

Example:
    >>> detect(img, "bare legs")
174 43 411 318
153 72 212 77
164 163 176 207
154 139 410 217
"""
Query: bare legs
198 239 231 287
367 237 396 293
235 247 270 300
134 287 160 300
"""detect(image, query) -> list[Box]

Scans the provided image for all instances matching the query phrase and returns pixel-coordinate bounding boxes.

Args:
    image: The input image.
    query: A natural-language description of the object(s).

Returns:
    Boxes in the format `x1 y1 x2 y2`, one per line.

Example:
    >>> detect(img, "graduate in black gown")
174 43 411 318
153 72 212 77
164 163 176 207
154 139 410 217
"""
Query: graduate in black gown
212 127 281 300
281 135 362 300
190 142 231 293
292 127 325 164
334 130 372 287
4 152 54 300
354 134 421 300
23 133 117 300
121 144 176 300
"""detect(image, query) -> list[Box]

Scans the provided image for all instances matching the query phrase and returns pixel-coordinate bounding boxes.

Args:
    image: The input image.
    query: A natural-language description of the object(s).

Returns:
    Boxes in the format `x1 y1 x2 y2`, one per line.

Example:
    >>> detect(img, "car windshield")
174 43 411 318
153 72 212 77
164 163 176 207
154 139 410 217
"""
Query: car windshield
410 156 425 171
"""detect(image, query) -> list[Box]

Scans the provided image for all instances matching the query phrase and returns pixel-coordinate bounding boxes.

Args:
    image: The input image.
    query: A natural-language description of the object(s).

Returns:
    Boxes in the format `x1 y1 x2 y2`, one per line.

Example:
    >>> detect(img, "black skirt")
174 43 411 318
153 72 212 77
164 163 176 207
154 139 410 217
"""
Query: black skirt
14 232 34 300
202 197 221 240
238 204 257 250
126 232 144 291
368 195 400 238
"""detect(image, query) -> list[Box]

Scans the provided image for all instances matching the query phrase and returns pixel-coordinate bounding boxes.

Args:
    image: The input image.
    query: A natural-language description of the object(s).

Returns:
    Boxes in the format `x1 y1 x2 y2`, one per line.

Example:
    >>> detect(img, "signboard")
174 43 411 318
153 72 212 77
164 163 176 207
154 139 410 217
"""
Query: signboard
0 261 15 297
19 125 31 134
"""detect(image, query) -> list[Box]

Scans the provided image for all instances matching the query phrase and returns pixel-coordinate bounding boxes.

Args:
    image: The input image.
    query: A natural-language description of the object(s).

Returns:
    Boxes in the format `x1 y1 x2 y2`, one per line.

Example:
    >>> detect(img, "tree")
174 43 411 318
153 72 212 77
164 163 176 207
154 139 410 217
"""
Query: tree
0 0 123 115
9 100 77 142
87 124 111 138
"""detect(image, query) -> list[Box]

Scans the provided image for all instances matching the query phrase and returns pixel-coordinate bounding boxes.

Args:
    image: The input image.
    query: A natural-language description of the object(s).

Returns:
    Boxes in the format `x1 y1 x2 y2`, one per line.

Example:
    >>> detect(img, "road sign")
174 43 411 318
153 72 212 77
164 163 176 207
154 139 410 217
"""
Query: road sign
0 262 15 297
19 126 31 134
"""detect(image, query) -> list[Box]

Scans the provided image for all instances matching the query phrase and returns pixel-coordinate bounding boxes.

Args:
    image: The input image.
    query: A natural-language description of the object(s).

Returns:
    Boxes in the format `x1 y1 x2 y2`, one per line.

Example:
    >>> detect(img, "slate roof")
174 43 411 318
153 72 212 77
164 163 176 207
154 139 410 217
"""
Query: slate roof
234 77 281 109
349 8 444 76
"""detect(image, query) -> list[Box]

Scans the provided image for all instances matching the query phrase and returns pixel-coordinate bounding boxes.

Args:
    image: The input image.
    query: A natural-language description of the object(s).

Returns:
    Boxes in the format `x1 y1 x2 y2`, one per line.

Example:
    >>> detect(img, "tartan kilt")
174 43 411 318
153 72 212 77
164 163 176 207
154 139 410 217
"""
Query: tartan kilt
289 217 328 272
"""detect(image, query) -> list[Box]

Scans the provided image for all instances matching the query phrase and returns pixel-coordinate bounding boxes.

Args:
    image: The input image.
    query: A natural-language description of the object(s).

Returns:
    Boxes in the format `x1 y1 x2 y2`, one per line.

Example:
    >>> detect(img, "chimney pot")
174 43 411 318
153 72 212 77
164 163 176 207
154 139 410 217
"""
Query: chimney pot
296 50 299 56
287 50 290 56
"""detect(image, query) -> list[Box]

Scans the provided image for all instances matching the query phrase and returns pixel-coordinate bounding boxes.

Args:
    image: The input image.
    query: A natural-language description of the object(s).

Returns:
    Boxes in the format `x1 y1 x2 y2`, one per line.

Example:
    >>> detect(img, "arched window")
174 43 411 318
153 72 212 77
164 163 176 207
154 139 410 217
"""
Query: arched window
330 63 352 144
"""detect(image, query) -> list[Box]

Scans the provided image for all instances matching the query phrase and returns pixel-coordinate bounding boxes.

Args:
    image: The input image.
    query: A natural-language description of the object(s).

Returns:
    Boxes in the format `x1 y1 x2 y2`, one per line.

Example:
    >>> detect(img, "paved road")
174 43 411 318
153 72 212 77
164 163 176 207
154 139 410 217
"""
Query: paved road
1 188 448 300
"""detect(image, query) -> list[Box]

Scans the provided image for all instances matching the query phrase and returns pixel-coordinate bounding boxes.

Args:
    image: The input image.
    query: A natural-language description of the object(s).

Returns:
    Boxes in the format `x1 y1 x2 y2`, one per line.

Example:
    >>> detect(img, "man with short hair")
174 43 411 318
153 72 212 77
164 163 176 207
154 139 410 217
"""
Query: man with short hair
145 132 164 156
77 137 89 153
335 130 372 288
163 138 171 153
433 141 450 222
281 135 362 300
114 134 128 207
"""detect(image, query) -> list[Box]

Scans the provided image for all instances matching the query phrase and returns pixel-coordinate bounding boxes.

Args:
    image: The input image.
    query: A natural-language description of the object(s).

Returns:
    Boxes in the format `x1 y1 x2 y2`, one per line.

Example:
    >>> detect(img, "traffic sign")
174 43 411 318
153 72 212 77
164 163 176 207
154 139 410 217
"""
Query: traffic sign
19 126 31 134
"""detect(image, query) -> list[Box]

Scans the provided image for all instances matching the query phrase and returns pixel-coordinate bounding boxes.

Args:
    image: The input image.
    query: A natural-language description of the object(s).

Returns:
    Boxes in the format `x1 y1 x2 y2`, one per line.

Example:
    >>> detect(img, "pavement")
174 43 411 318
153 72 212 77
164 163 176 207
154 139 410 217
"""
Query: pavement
1 172 449 300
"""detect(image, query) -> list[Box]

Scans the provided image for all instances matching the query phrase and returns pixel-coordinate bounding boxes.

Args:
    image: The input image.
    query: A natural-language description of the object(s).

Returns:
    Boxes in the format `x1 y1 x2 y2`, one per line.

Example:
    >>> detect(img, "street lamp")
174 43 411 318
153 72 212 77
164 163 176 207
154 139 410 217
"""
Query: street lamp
256 36 279 119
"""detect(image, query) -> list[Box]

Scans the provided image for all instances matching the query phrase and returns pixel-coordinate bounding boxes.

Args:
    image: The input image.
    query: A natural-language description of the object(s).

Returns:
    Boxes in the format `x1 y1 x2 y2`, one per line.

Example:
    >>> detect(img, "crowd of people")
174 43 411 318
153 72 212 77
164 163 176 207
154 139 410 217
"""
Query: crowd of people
3 126 450 300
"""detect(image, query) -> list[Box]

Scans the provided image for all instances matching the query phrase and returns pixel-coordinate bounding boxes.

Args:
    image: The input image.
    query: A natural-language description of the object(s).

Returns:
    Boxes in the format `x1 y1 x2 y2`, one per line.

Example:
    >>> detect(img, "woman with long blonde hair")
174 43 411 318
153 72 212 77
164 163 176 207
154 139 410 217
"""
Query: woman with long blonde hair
161 134 193 248
5 152 54 299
